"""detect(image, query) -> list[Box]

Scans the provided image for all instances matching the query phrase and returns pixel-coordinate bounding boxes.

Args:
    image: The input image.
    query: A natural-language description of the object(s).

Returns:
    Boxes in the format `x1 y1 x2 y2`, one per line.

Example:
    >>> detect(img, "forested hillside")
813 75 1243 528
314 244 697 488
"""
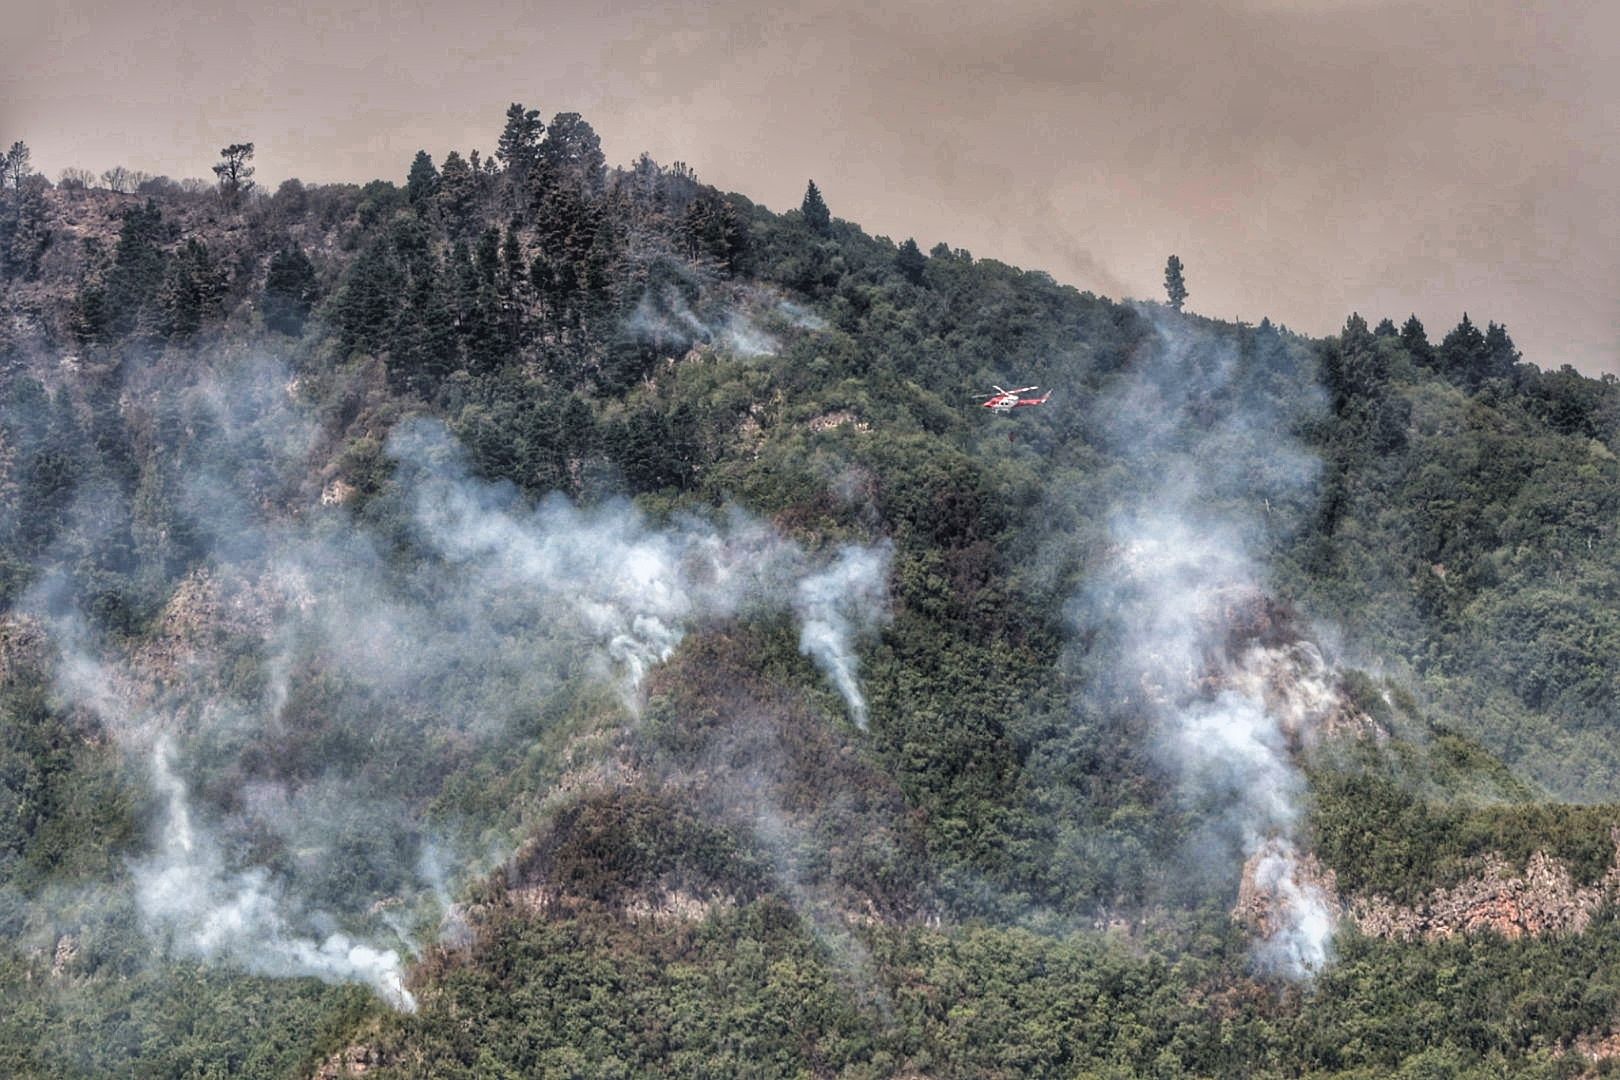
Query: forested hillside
2 110 1620 1077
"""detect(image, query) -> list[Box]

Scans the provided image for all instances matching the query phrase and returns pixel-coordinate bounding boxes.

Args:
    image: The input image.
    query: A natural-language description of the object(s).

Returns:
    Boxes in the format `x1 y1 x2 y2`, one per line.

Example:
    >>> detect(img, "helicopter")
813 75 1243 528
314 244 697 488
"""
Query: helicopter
978 385 1052 413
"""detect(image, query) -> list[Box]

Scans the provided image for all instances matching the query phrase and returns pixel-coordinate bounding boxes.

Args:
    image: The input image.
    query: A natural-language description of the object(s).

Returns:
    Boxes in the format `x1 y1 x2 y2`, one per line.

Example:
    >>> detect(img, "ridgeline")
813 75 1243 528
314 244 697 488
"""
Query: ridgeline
2 110 1620 1078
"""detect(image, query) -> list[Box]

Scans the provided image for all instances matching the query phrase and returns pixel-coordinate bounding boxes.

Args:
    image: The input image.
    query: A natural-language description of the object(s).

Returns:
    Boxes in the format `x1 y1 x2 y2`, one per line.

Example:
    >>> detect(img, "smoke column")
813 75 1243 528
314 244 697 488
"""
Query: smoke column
135 740 417 1010
1076 312 1334 977
393 420 891 714
794 543 893 729
22 382 891 1009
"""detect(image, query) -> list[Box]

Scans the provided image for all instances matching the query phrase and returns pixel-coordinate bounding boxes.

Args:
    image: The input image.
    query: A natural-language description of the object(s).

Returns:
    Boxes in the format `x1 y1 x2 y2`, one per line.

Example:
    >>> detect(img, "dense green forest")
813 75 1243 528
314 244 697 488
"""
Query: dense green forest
2 110 1620 1077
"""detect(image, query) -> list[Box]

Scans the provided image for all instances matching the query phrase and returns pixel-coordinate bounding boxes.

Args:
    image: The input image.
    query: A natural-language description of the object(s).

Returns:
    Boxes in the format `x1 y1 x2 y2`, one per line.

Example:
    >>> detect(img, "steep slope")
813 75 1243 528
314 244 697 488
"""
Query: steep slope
2 110 1620 1077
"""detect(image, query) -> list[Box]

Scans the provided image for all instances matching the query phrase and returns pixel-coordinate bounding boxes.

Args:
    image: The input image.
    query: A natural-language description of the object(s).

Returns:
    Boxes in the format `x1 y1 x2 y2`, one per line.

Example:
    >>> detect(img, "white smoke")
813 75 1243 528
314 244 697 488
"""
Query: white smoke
1248 838 1335 979
29 610 423 1011
1075 311 1336 976
22 395 892 1010
134 740 416 1011
794 543 893 729
395 421 889 713
627 281 780 359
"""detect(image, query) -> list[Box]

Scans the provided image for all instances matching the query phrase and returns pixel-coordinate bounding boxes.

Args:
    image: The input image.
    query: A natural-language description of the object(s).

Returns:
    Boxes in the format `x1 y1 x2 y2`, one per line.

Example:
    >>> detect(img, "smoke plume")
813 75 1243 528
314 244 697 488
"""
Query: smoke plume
794 543 893 729
1073 312 1335 976
393 419 890 713
16 358 890 1008
135 740 416 1010
626 271 780 358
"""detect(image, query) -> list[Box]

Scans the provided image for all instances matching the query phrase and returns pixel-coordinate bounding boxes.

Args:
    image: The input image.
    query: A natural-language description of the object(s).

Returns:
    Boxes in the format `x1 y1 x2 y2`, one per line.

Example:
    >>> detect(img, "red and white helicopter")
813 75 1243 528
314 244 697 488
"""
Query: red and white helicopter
978 384 1052 413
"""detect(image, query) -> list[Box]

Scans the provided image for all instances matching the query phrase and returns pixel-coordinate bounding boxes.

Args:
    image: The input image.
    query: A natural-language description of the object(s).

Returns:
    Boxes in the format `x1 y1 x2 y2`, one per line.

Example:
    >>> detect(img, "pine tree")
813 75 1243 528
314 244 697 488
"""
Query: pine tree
476 226 501 286
406 150 440 205
160 238 226 340
1484 322 1520 382
0 166 49 279
1439 313 1488 389
391 258 457 395
1163 255 1188 312
1399 314 1433 366
501 228 524 291
800 180 830 234
452 241 502 372
264 246 319 336
1324 312 1390 410
93 201 168 342
336 240 404 356
895 238 927 285
3 141 31 189
212 143 256 206
437 151 477 238
497 104 543 166
539 112 606 195
682 191 748 273
496 103 544 192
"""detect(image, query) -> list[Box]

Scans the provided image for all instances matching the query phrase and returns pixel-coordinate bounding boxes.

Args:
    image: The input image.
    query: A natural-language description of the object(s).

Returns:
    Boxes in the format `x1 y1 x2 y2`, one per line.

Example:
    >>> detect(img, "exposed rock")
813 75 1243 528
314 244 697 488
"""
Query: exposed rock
1221 640 1385 747
0 614 48 685
1235 845 1342 936
807 410 870 434
621 887 736 924
1352 836 1620 942
1572 1028 1620 1066
321 478 357 506
1233 841 1340 974
50 934 78 978
312 1041 390 1078
735 414 765 458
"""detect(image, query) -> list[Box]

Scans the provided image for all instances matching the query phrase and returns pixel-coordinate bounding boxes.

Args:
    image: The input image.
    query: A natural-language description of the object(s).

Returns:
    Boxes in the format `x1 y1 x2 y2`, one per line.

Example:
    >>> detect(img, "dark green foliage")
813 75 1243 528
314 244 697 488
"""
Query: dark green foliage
263 244 318 336
335 236 406 356
355 178 405 229
894 237 927 285
800 179 830 234
1 141 31 188
434 150 478 238
405 149 439 205
539 111 606 196
80 200 168 343
1440 312 1490 388
9 101 1620 1079
1401 312 1434 366
495 103 543 182
680 189 748 273
529 181 618 339
0 172 51 280
212 141 255 206
606 405 701 493
159 237 227 339
450 372 590 495
1164 253 1188 311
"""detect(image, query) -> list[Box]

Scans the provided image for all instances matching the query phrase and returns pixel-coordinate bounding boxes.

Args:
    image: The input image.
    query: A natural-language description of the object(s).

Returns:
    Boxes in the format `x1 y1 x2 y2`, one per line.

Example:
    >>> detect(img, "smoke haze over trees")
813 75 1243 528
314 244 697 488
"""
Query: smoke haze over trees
1 102 1620 1076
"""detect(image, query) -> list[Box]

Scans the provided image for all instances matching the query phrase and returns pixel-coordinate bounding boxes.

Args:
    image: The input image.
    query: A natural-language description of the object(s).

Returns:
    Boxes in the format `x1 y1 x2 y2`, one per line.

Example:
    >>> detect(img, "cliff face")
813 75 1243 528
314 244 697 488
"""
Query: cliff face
1351 838 1620 941
1238 831 1620 945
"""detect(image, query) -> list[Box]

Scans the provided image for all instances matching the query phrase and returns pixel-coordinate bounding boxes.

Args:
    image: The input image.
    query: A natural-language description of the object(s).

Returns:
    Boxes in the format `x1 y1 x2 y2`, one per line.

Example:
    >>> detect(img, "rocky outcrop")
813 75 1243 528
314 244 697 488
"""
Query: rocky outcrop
1351 843 1620 941
1238 832 1620 949
1204 586 1386 748
50 934 78 978
1231 841 1340 975
0 614 48 685
1234 846 1342 937
312 1041 390 1078
807 409 869 434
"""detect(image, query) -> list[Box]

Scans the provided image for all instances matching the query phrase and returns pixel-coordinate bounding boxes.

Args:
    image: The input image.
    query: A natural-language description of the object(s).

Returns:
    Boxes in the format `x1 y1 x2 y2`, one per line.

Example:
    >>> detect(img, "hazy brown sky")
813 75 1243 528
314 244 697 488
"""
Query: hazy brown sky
8 0 1618 372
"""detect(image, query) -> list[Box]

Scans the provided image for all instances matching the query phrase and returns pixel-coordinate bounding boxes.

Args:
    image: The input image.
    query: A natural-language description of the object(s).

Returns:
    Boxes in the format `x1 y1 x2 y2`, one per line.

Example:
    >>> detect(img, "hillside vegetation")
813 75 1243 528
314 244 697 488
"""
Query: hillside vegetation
2 111 1620 1077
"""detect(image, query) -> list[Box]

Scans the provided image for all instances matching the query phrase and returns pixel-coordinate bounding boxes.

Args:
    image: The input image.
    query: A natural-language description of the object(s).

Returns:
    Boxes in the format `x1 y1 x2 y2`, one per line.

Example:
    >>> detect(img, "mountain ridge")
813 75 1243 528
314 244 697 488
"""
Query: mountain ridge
3 112 1620 1077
